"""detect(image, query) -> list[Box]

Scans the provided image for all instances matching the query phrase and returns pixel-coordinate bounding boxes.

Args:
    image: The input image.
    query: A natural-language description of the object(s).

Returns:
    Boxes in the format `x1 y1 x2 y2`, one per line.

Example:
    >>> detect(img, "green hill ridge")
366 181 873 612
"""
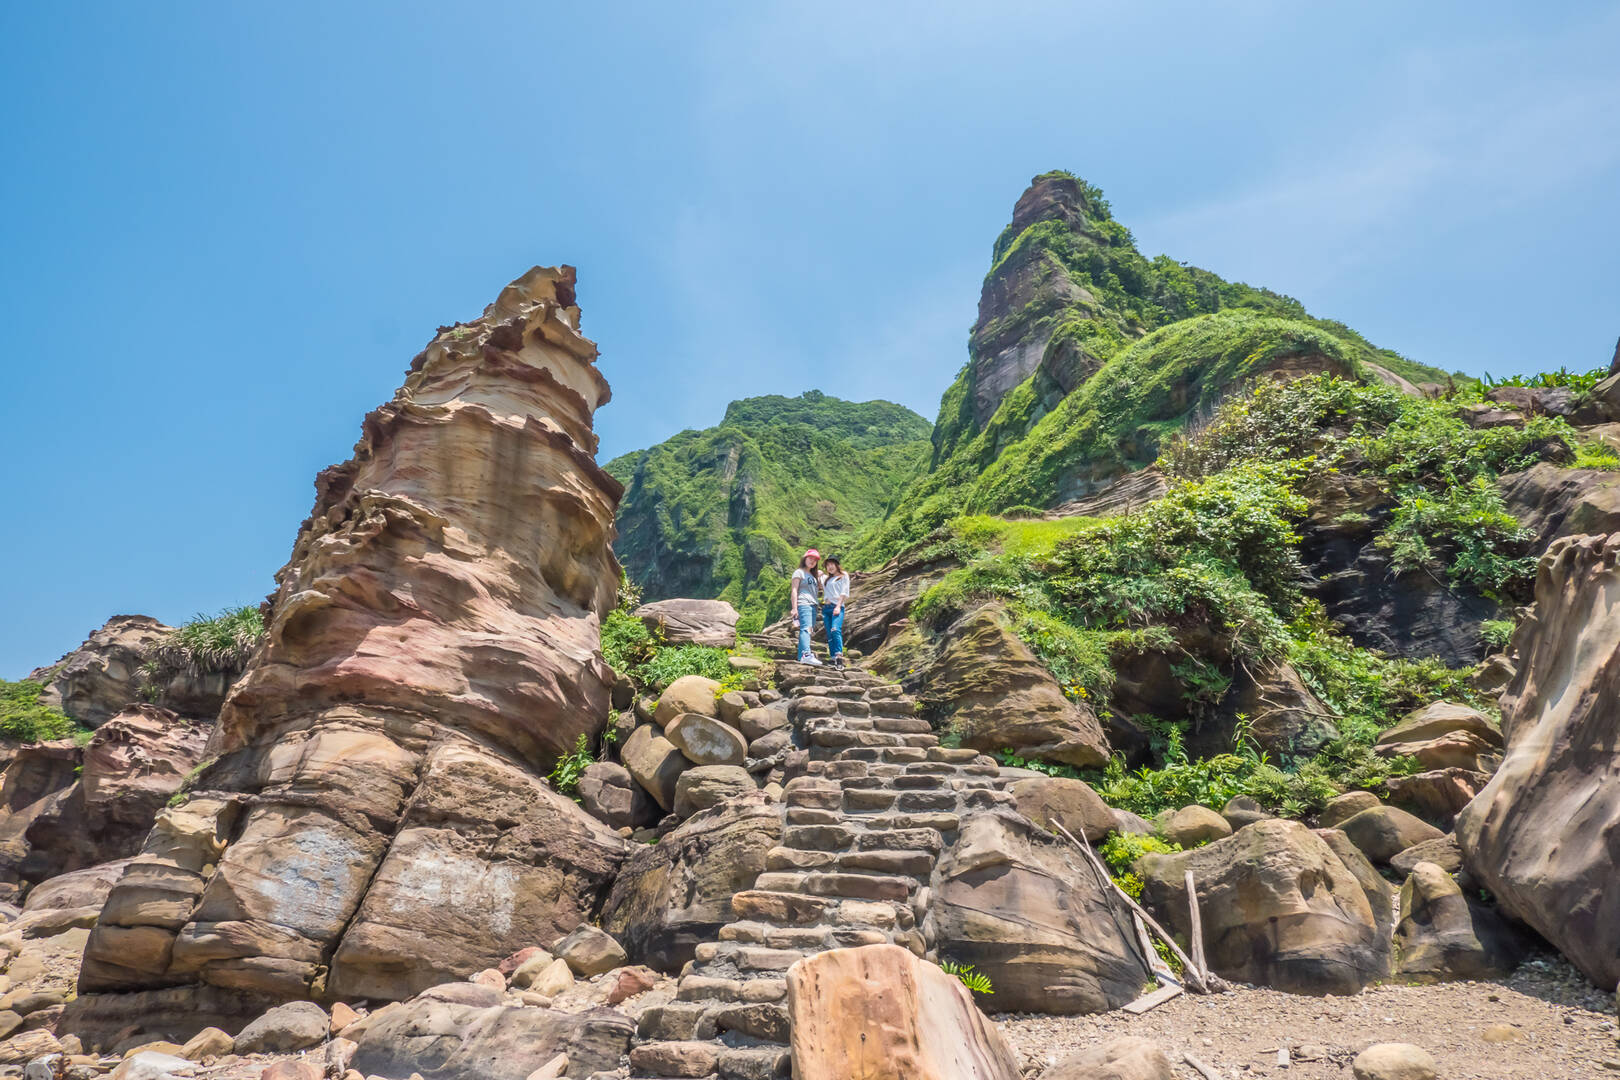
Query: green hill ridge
856 171 1463 564
606 391 931 633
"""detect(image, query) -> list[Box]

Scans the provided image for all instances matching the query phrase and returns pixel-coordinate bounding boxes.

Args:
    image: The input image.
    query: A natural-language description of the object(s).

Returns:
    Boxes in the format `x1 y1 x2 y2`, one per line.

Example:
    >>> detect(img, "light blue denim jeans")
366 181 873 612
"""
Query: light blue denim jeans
822 603 844 658
796 600 818 659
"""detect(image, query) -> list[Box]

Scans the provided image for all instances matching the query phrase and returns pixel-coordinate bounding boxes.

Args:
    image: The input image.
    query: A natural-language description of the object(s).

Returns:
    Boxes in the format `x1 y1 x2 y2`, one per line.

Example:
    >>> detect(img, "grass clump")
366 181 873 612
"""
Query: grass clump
150 607 264 675
601 608 745 692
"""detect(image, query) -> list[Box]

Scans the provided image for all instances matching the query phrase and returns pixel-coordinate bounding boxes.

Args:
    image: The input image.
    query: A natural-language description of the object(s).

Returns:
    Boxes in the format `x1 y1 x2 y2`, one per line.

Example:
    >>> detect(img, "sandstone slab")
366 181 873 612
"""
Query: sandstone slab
932 810 1146 1014
672 766 755 819
1138 819 1386 994
787 943 1020 1080
634 599 739 649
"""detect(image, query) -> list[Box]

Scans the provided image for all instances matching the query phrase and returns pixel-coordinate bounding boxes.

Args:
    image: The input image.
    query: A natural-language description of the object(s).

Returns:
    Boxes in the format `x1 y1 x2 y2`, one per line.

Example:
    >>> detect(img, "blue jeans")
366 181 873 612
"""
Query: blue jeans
796 600 818 659
822 604 844 658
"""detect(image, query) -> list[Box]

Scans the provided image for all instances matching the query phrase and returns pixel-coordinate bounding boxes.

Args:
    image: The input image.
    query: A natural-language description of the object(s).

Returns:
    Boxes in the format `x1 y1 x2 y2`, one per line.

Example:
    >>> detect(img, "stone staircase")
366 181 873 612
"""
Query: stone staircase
628 661 1012 1080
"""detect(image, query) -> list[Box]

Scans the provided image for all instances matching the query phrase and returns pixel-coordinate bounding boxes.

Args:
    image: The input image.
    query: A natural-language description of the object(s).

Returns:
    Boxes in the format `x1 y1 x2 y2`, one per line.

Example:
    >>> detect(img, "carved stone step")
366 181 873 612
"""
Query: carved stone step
719 1044 790 1080
753 870 916 901
629 1039 721 1078
637 1002 714 1041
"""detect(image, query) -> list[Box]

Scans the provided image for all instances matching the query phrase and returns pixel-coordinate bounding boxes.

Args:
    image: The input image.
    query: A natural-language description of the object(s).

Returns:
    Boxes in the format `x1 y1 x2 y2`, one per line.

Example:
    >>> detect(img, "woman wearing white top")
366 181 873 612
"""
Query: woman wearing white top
790 549 823 665
820 556 850 669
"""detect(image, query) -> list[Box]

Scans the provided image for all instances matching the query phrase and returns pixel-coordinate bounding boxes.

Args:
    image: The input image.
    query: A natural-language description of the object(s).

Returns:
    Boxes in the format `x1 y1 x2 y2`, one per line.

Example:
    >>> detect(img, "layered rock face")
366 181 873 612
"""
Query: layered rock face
78 266 629 1014
872 603 1109 767
30 615 232 725
1457 532 1620 990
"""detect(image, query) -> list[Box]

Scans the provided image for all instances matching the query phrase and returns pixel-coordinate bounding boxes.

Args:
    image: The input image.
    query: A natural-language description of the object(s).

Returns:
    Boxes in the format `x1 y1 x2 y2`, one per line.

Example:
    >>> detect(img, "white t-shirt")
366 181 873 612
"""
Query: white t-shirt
822 573 850 607
791 568 822 607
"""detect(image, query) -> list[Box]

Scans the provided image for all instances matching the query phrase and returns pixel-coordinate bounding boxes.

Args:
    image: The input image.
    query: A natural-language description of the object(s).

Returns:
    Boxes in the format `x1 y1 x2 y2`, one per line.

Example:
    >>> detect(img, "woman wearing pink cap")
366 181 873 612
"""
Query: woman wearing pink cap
790 549 823 664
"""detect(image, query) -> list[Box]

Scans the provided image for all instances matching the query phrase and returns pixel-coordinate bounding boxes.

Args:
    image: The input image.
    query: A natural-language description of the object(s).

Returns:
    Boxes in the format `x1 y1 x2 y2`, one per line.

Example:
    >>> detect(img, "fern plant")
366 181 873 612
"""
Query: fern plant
938 960 994 995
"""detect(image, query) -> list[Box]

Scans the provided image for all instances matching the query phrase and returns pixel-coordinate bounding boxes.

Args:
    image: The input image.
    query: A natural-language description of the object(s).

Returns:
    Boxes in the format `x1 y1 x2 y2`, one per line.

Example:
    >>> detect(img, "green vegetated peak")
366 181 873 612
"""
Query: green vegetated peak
857 170 1468 565
607 390 932 633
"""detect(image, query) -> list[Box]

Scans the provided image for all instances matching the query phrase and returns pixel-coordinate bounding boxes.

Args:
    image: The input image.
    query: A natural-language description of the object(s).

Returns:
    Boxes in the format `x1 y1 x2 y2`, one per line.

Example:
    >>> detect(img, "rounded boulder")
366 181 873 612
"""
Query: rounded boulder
665 714 747 767
1351 1043 1437 1080
654 676 723 728
1160 804 1232 846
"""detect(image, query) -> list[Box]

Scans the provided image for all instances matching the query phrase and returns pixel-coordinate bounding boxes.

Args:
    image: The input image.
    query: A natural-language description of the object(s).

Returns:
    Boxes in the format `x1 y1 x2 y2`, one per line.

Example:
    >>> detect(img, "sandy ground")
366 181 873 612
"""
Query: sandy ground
997 953 1619 1080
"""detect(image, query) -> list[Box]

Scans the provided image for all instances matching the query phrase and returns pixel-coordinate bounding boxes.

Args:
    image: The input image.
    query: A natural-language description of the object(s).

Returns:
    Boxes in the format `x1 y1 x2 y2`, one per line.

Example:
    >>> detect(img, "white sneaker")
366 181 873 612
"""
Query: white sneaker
799 654 823 666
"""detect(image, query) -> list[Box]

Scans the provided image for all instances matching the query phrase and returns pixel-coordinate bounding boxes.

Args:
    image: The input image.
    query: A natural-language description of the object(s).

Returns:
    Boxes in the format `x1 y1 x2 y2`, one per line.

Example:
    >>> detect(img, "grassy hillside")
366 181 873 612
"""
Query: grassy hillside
856 171 1464 565
607 391 931 633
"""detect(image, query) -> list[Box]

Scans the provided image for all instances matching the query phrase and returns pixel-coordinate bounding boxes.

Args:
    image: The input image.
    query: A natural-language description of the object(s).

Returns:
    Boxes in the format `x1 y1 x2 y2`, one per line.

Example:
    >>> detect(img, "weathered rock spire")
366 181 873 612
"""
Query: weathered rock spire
74 266 630 1024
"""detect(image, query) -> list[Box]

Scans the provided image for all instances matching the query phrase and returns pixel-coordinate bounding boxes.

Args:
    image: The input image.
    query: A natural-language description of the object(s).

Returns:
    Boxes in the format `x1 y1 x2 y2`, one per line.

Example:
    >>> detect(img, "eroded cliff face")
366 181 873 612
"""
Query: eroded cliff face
76 266 629 1018
1457 532 1620 991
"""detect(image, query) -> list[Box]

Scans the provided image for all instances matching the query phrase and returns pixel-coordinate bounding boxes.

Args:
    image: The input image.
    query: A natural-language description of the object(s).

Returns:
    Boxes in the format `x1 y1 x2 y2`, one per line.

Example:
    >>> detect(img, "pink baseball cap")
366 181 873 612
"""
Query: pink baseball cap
804 548 821 560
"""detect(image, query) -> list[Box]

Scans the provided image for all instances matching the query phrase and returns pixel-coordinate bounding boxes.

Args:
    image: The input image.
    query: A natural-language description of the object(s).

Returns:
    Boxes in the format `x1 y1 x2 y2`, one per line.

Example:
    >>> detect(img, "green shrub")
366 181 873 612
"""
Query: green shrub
1483 366 1609 393
0 678 89 744
1378 479 1533 594
637 645 733 690
601 609 656 674
1099 832 1182 899
548 733 595 796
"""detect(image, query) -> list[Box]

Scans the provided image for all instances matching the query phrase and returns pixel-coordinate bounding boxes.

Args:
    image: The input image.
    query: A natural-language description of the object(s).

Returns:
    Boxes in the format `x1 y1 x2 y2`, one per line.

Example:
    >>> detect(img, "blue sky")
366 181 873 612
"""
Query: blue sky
3 3 1618 676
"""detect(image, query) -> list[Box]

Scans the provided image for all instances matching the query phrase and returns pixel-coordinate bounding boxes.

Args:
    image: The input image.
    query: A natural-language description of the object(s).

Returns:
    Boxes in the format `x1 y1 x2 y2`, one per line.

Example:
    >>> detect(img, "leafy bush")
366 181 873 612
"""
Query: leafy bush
1483 366 1609 393
1378 479 1532 593
1099 832 1182 899
548 733 594 796
638 645 733 689
0 678 89 743
602 609 656 674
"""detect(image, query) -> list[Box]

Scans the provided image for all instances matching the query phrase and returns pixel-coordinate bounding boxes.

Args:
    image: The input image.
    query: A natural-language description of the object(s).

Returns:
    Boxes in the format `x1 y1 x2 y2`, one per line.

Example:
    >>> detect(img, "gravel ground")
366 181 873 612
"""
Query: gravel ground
997 952 1619 1080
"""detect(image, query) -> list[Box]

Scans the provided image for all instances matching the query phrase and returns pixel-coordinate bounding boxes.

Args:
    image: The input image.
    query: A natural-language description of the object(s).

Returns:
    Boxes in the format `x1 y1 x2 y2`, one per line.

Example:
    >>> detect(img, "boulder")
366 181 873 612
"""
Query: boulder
673 766 756 819
930 810 1147 1014
1385 768 1491 829
715 691 750 726
601 796 780 971
1040 1036 1173 1080
621 724 689 813
576 761 657 831
1457 532 1620 989
786 943 1020 1080
653 676 723 728
1336 805 1445 865
1009 776 1115 844
1497 462 1620 551
1351 1043 1437 1080
233 1001 328 1054
347 998 633 1080
1221 795 1270 830
1394 861 1528 982
1137 819 1386 994
22 860 129 915
551 925 626 977
107 1051 188 1080
1388 835 1464 880
634 599 739 649
1159 805 1231 847
872 603 1108 767
1314 829 1396 945
1374 702 1503 773
0 1030 60 1066
664 714 747 767
75 270 626 1004
507 951 557 990
1111 809 1152 836
737 704 789 743
520 958 573 998
1319 790 1381 828
178 1027 232 1061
